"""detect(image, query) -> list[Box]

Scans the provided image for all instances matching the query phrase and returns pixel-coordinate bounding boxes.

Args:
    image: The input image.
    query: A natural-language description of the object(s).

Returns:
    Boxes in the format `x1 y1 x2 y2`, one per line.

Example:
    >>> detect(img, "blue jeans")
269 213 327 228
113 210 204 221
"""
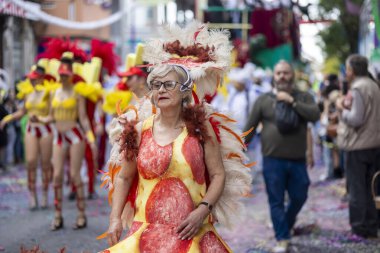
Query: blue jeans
263 156 310 240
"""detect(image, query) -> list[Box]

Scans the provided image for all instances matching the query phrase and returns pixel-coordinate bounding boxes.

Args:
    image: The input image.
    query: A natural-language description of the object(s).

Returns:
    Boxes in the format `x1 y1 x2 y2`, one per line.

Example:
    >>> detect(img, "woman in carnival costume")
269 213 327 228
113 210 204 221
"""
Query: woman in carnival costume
0 63 56 210
103 45 153 170
99 22 253 252
102 43 150 118
43 52 98 230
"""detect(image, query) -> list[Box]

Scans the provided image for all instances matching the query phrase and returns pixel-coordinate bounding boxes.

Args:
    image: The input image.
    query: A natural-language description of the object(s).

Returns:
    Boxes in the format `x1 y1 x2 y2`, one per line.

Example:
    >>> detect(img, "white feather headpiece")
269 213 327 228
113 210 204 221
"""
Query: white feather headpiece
142 21 233 100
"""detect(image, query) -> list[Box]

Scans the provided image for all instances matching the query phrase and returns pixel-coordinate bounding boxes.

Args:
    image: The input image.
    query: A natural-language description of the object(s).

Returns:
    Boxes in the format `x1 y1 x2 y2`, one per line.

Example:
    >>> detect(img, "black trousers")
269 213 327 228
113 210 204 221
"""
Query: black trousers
346 147 380 237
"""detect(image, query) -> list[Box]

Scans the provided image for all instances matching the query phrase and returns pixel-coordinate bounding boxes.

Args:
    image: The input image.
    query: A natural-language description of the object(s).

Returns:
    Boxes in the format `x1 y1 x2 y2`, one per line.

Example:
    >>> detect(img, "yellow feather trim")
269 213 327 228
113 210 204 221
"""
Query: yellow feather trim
103 90 133 115
16 79 61 100
16 80 34 99
73 82 103 102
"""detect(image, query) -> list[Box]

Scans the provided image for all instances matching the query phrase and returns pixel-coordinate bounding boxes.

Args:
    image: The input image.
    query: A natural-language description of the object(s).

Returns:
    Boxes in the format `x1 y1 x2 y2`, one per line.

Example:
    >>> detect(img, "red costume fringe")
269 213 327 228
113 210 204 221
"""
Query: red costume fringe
90 39 120 75
164 40 215 63
37 37 87 63
19 246 66 253
182 104 209 143
119 120 139 161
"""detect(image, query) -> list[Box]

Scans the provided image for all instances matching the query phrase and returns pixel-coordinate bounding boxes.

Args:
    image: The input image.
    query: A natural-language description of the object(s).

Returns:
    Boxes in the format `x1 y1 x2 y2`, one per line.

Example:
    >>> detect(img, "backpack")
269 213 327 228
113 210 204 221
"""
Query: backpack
273 94 300 134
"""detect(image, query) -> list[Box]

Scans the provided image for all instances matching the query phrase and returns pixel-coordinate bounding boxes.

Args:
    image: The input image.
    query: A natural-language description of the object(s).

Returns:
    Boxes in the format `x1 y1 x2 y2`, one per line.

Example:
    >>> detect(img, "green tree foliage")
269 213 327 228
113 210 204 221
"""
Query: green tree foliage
317 0 364 63
322 56 341 74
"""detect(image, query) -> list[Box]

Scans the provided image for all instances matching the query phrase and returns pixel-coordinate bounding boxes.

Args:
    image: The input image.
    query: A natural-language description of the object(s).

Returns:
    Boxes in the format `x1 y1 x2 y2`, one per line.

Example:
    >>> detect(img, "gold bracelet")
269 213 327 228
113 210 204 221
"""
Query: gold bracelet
86 131 95 143
2 115 13 124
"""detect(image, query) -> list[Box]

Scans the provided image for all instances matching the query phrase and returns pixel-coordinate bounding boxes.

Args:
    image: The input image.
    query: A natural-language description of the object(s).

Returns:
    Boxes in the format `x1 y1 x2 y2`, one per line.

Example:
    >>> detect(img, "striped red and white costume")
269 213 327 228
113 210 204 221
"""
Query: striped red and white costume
53 125 85 147
27 123 54 139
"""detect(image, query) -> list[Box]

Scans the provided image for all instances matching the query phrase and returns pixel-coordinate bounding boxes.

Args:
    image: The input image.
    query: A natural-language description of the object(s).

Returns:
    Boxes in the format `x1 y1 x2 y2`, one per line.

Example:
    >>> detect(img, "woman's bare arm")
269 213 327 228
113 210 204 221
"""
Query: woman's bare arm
107 121 142 246
0 103 27 129
177 120 226 240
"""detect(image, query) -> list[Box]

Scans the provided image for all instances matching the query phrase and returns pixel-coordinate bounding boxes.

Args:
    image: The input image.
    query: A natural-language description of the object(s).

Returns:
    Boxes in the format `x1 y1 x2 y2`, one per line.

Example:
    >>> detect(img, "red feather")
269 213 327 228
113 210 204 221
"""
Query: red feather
119 119 139 161
116 80 129 91
209 117 221 143
90 39 120 75
37 37 87 63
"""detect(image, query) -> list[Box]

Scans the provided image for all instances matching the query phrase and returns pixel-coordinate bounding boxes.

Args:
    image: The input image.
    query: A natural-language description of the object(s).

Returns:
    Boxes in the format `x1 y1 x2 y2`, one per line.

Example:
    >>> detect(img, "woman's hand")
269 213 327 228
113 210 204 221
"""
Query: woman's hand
90 142 98 170
107 218 123 246
29 115 39 123
176 205 209 240
95 123 104 136
0 121 5 130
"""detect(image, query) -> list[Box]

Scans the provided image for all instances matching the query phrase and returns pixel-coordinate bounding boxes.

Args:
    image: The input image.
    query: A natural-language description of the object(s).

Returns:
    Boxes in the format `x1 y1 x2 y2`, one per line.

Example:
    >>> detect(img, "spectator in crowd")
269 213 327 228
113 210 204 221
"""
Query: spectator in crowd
0 87 8 172
243 60 320 253
225 67 252 130
320 76 344 180
336 54 380 239
246 63 271 173
3 90 17 165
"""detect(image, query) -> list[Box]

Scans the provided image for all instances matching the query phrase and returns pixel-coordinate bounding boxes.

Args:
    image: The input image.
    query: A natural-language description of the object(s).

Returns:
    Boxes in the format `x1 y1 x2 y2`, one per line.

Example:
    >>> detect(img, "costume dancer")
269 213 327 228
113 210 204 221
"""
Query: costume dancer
0 63 56 210
45 52 98 230
99 22 253 252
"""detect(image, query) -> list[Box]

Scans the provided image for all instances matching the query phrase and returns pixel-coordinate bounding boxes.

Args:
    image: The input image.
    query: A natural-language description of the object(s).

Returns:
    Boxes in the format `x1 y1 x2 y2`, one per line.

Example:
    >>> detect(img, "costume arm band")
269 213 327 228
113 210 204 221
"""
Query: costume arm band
86 130 96 143
2 115 13 124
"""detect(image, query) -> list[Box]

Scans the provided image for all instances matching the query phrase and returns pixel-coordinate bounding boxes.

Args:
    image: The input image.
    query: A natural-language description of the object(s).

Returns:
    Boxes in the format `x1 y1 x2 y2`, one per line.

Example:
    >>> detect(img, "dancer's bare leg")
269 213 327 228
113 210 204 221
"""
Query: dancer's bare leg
24 133 39 210
69 140 86 229
39 134 53 209
51 142 67 230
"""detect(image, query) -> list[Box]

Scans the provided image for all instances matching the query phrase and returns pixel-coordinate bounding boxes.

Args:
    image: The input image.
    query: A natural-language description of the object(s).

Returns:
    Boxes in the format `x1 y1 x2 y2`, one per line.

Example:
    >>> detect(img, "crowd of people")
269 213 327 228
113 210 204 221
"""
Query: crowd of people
1 22 380 253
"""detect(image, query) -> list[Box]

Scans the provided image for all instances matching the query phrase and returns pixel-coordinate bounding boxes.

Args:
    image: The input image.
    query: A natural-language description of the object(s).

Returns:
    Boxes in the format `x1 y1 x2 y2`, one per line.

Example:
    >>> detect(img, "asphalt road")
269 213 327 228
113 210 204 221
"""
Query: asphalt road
1 164 379 253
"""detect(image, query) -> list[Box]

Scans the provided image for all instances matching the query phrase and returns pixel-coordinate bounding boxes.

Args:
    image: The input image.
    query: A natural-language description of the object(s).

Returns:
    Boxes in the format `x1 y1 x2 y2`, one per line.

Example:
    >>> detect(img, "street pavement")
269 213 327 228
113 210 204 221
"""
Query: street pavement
0 163 379 253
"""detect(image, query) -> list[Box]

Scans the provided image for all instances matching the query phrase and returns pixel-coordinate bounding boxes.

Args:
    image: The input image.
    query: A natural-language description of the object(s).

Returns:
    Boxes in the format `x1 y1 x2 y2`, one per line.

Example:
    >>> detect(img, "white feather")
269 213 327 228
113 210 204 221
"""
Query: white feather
142 21 232 100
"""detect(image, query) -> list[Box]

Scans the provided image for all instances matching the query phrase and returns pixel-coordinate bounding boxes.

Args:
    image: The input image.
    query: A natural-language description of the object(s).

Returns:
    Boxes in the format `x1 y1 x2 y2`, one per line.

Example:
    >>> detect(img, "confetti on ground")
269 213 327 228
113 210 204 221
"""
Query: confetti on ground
0 162 379 253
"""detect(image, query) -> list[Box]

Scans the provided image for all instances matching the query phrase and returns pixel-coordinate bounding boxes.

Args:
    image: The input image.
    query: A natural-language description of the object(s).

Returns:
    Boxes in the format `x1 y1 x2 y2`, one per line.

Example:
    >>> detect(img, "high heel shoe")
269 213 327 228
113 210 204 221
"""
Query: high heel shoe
40 191 48 210
73 183 86 230
29 194 38 211
73 215 87 230
51 216 64 231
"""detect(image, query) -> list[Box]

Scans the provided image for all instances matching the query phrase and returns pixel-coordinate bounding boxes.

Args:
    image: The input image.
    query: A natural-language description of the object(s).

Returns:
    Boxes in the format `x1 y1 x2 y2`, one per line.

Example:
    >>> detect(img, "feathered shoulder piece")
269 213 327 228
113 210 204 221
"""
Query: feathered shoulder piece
143 21 233 100
203 103 254 228
102 90 133 115
100 97 154 203
73 81 103 103
16 79 34 100
16 79 60 100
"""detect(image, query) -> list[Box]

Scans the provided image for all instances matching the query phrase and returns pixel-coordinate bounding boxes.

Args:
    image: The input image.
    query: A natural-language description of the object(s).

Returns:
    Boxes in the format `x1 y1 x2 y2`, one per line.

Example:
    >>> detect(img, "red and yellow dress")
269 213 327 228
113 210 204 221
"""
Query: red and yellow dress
102 115 232 253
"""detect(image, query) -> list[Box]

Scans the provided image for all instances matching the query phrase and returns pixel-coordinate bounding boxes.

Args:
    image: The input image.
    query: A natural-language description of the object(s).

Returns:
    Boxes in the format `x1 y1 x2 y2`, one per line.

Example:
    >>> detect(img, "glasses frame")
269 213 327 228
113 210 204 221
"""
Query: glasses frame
149 80 182 91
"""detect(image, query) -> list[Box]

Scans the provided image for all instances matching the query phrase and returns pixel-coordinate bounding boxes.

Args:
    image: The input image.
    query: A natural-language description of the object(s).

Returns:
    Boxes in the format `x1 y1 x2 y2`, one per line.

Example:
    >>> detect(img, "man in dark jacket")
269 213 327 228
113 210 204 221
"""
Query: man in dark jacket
244 60 320 252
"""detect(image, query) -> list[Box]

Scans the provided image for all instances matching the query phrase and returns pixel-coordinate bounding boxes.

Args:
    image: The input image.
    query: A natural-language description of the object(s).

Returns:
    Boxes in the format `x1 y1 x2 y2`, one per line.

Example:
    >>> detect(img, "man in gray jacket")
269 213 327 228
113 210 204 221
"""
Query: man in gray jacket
337 54 380 238
244 60 320 252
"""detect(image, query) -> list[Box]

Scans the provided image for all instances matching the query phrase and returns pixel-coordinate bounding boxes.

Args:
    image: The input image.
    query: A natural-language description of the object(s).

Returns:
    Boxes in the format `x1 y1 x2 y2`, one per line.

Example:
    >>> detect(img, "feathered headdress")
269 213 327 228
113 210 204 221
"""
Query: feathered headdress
142 21 233 100
38 37 87 63
90 39 120 75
